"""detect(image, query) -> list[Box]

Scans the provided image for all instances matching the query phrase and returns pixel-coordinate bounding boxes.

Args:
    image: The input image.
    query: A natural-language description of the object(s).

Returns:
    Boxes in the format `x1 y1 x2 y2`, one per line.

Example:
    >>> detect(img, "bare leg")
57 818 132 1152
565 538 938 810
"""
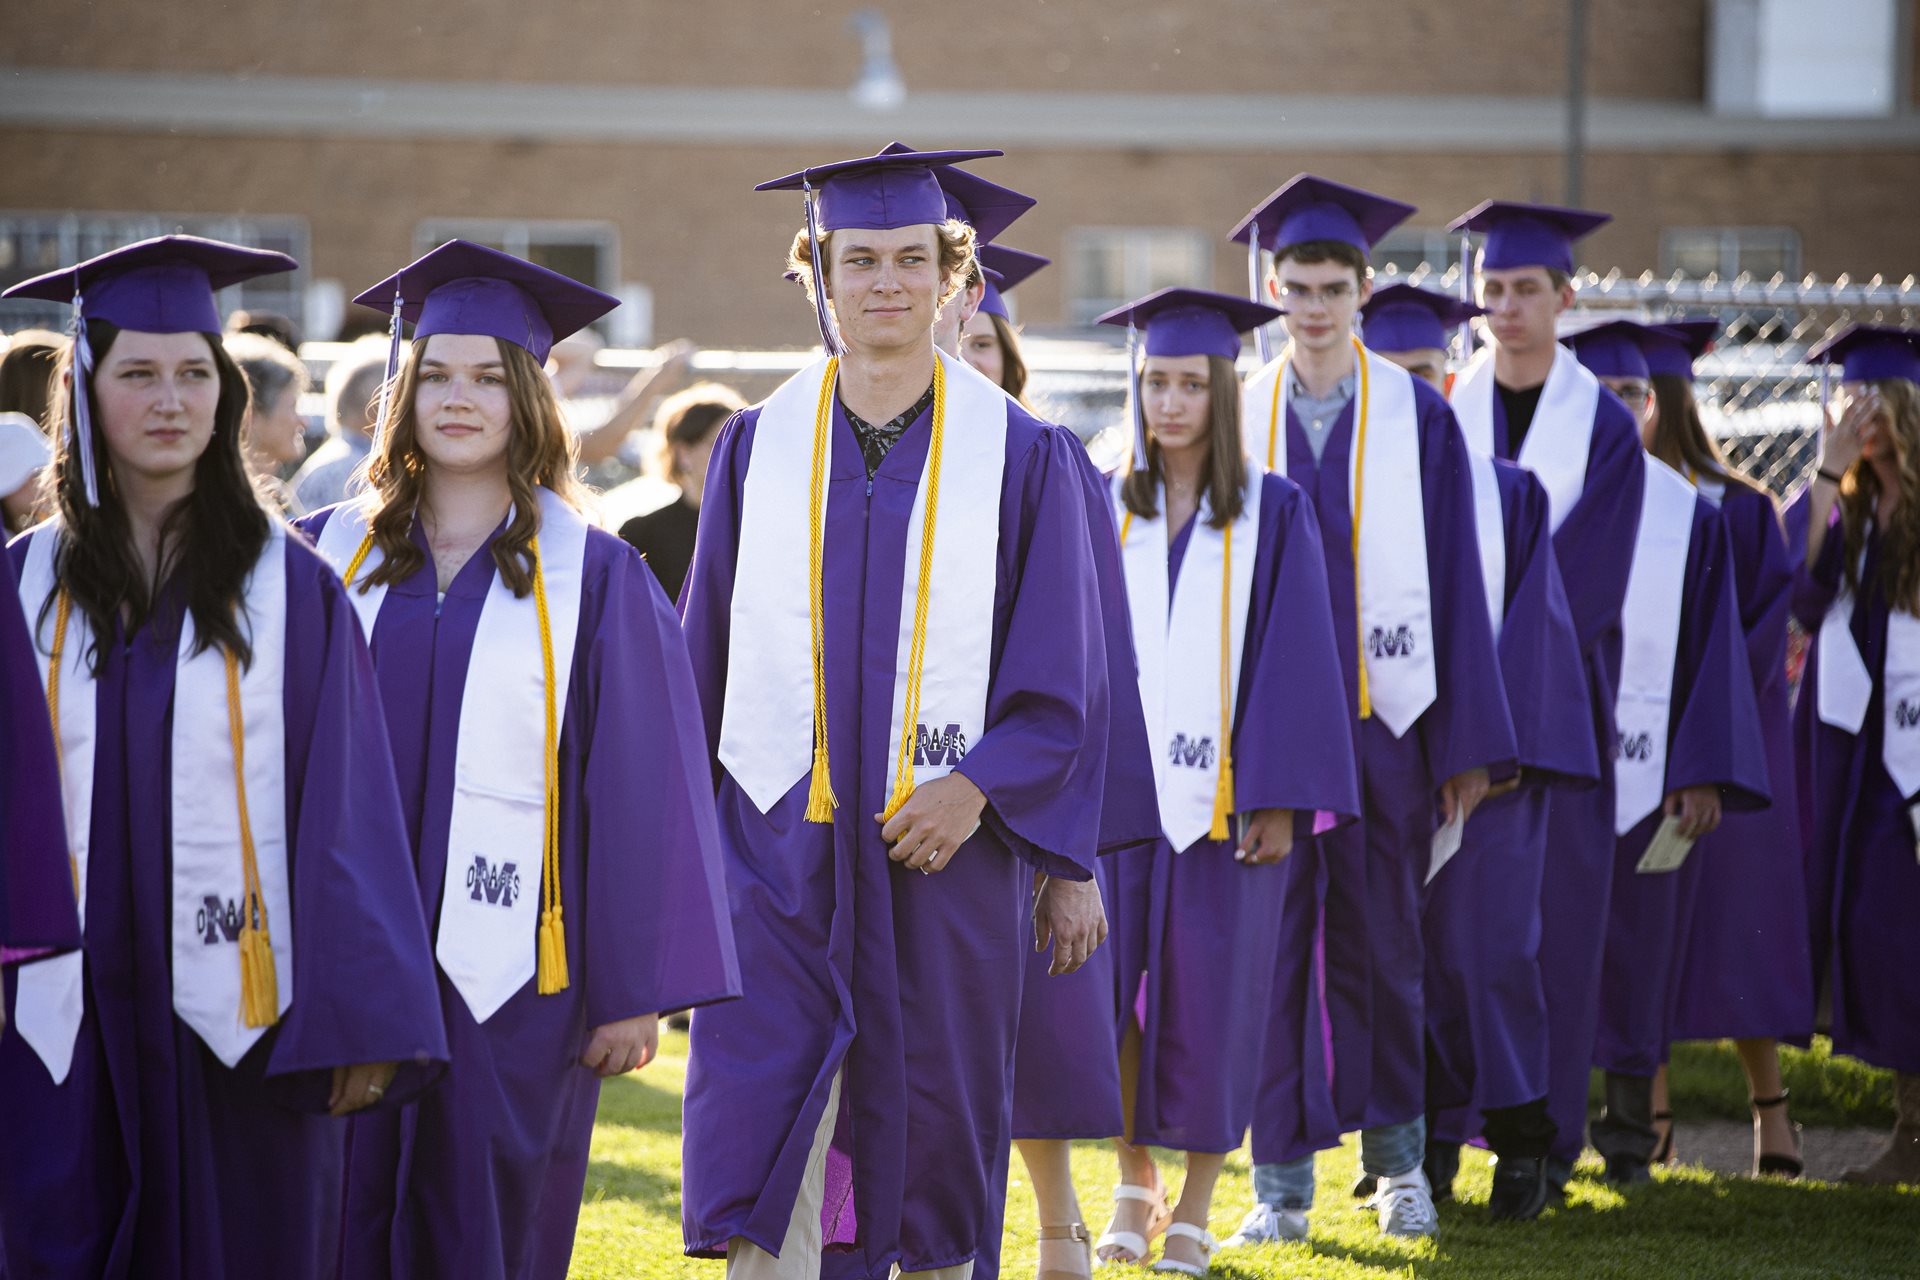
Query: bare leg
1651 1062 1674 1163
1736 1038 1797 1160
1018 1139 1090 1280
1160 1152 1227 1270
1100 1021 1165 1262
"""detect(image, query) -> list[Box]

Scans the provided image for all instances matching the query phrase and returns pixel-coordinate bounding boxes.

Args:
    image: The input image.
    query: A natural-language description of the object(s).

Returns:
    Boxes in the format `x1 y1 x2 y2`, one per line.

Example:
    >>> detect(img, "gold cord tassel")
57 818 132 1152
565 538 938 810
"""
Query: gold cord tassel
881 359 947 823
805 358 841 822
225 649 281 1029
47 591 82 899
1210 522 1236 842
532 534 571 994
1349 335 1374 721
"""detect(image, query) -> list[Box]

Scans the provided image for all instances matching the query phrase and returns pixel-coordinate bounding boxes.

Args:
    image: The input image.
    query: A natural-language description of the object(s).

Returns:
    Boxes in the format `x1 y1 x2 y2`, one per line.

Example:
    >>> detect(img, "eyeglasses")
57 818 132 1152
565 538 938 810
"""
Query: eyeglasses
1277 281 1356 305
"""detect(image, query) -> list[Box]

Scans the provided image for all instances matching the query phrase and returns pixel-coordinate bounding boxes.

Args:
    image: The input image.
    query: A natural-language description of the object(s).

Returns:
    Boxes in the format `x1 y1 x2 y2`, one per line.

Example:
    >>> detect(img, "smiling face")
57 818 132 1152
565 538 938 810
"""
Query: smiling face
92 330 221 489
1142 354 1213 463
411 332 514 478
825 224 944 354
1478 265 1573 357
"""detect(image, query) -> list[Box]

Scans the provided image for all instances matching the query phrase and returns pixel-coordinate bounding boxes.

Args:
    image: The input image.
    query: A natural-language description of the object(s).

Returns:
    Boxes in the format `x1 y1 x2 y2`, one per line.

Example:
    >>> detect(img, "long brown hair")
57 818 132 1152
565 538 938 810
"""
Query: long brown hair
987 311 1032 410
42 320 269 672
1839 376 1920 615
1649 374 1765 500
358 336 586 598
1120 354 1247 530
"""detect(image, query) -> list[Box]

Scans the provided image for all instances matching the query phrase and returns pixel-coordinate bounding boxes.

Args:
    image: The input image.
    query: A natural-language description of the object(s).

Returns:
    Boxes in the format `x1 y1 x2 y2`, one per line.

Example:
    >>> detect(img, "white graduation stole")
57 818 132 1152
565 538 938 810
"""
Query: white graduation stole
1613 456 1697 835
714 349 1007 814
1241 343 1435 736
1813 525 1920 803
1119 469 1262 853
1466 448 1508 641
15 519 292 1078
1451 343 1601 536
313 487 589 1023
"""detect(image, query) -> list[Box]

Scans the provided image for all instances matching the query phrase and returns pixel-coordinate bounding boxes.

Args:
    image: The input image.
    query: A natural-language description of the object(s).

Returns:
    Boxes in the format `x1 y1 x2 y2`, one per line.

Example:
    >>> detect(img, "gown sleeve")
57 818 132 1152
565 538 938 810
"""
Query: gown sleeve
577 538 742 1030
0 544 80 961
1556 393 1647 656
1497 467 1601 785
1663 502 1772 811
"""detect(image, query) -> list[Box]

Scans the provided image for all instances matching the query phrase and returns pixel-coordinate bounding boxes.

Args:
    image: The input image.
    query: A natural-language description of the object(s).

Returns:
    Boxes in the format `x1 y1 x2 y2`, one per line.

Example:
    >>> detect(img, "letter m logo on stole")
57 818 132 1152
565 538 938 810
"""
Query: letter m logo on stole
465 856 522 908
914 723 969 767
1897 698 1920 731
1168 734 1217 770
1618 731 1655 762
197 895 243 945
1366 624 1418 659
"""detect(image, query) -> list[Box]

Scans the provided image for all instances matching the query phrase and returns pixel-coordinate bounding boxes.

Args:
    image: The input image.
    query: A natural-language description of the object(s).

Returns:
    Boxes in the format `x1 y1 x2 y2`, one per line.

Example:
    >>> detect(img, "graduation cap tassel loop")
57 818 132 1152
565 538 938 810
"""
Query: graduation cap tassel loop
69 290 101 508
532 536 570 995
804 180 842 358
805 358 841 823
1126 323 1148 474
1209 521 1236 843
373 290 405 447
225 649 280 1029
1455 231 1477 366
1246 224 1274 366
883 358 948 824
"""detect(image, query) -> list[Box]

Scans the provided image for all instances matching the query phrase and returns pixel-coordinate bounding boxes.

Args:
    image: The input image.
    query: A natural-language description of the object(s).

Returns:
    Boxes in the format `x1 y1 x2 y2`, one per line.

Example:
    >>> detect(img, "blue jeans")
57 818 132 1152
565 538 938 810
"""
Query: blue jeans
1252 1118 1428 1211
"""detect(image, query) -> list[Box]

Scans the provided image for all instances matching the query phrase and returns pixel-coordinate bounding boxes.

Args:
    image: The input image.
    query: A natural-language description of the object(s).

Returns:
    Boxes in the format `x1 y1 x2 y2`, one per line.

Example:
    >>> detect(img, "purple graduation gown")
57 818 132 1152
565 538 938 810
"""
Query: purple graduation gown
1594 496 1771 1079
1787 493 1920 1073
1669 487 1814 1043
1425 459 1596 1141
1251 376 1514 1159
1113 473 1360 1157
0 546 80 962
0 530 447 1280
679 396 1113 1274
1476 379 1645 1166
297 509 741 1280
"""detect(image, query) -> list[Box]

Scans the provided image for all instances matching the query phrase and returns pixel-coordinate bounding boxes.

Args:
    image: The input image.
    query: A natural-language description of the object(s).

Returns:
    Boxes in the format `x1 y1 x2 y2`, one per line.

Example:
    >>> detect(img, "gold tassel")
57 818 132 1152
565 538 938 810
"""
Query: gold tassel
1210 752 1235 843
880 772 914 824
805 742 838 823
537 905 569 995
239 923 280 1028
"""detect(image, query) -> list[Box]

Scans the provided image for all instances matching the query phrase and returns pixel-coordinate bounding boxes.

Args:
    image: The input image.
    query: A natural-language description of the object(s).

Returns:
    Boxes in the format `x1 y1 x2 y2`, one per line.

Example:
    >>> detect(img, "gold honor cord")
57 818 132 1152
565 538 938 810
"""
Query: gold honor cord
224 646 280 1028
805 360 840 822
1118 505 1237 841
1264 336 1373 720
881 358 949 823
45 591 80 898
344 529 570 994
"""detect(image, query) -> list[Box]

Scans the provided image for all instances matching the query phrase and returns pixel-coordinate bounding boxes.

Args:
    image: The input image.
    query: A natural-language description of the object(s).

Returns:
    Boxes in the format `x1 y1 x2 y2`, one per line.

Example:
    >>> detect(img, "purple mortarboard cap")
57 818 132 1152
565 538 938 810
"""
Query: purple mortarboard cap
1643 317 1719 380
1095 287 1283 361
977 245 1049 320
756 147 1003 233
1808 324 1920 384
1448 200 1611 274
879 142 1033 245
1565 319 1654 381
3 234 296 506
1361 283 1485 354
1228 174 1416 255
352 239 617 366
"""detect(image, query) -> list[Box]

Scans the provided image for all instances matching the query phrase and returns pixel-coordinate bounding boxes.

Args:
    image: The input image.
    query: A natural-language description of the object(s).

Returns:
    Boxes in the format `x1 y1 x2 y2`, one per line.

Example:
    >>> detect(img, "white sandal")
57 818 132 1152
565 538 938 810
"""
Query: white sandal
1094 1182 1171 1266
1149 1222 1215 1277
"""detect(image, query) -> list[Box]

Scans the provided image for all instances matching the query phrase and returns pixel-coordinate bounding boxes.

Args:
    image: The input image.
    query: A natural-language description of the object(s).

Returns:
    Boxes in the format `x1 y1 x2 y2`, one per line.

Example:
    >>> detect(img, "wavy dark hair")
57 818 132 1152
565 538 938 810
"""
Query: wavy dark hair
1649 374 1765 501
358 335 586 598
1120 354 1247 530
1838 376 1920 615
42 320 268 672
985 312 1032 409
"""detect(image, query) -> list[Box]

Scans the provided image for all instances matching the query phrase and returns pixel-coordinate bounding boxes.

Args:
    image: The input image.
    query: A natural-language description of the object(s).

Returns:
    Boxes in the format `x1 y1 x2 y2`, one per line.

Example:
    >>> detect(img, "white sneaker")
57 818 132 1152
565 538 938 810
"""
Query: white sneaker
1220 1202 1309 1248
1368 1171 1438 1238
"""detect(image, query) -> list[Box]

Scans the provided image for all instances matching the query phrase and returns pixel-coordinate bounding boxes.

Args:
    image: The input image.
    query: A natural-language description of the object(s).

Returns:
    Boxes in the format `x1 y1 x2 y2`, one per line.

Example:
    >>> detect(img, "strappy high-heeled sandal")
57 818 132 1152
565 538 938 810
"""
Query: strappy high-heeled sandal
1149 1222 1215 1277
1095 1182 1172 1266
1751 1090 1804 1180
1036 1222 1093 1280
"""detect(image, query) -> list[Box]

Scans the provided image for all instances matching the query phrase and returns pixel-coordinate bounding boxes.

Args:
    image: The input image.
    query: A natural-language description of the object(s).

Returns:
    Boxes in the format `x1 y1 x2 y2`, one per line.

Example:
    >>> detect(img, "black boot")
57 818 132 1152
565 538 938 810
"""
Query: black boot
1422 1141 1459 1204
1488 1156 1550 1221
1590 1071 1658 1186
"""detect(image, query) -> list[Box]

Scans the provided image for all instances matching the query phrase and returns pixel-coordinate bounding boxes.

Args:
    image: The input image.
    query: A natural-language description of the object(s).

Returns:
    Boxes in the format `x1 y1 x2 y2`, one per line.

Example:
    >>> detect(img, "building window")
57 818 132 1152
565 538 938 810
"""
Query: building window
1371 228 1465 277
1660 227 1801 280
1066 228 1211 325
0 212 309 334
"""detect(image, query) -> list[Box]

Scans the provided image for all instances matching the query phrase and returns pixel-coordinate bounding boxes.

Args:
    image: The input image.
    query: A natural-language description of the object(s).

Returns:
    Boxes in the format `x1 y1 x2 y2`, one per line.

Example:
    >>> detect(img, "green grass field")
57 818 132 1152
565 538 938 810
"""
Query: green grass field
571 1032 1916 1280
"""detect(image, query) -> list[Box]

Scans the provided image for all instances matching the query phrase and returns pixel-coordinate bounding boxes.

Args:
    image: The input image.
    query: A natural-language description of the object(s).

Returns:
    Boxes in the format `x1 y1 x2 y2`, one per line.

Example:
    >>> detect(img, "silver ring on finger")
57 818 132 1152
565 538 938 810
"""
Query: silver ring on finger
366 1084 385 1100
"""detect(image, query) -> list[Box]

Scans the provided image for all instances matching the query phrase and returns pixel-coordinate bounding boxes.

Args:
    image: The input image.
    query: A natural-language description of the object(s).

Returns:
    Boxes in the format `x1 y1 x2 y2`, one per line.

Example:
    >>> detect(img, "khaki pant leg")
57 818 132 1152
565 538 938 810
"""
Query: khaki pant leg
892 1265 975 1280
725 1069 844 1280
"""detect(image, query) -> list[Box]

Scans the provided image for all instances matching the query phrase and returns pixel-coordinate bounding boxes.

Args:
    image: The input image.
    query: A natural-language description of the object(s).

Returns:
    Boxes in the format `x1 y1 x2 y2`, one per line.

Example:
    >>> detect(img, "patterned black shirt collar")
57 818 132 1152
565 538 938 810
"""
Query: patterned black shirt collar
842 380 937 480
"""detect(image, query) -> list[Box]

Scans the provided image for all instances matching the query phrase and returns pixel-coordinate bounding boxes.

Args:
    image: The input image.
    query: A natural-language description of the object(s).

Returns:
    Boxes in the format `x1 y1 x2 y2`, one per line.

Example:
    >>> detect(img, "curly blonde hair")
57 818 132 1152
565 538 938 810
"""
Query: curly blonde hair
785 219 978 314
1839 377 1920 615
